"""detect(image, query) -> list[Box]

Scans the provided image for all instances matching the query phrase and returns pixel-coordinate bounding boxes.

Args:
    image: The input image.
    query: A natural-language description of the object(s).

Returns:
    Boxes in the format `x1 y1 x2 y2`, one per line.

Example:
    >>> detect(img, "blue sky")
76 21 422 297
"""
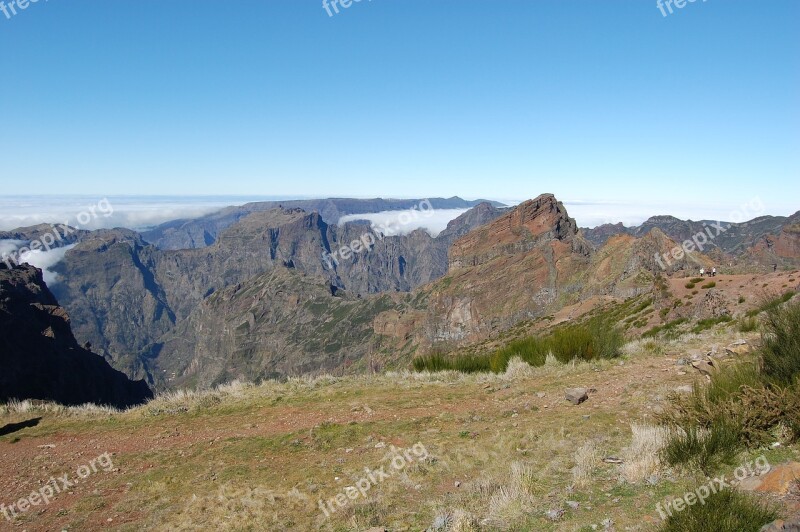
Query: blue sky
1 0 798 220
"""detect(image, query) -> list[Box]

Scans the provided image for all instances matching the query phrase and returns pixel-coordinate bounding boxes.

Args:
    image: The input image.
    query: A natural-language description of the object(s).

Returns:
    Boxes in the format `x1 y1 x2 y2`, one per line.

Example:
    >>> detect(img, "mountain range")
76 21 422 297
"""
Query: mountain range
1 195 798 395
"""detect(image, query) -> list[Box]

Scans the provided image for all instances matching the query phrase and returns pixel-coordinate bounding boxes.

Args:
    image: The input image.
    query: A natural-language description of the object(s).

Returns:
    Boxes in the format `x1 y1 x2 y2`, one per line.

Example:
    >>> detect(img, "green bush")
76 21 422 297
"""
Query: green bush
412 352 492 373
413 317 624 374
760 299 800 386
658 488 778 532
662 422 742 475
690 315 732 334
659 300 800 470
701 281 716 289
690 277 704 283
745 291 795 317
685 282 696 289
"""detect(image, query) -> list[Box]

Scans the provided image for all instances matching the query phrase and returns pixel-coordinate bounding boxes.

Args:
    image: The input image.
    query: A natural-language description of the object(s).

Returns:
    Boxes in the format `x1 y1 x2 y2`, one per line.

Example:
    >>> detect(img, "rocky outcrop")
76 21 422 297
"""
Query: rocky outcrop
449 194 585 270
0 264 152 408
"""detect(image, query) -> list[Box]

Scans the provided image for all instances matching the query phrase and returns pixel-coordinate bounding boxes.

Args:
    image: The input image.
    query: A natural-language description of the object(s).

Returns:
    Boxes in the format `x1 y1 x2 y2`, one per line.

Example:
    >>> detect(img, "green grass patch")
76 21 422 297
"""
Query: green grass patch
690 315 732 334
642 318 688 339
737 316 759 333
658 488 778 532
700 281 716 289
413 317 624 374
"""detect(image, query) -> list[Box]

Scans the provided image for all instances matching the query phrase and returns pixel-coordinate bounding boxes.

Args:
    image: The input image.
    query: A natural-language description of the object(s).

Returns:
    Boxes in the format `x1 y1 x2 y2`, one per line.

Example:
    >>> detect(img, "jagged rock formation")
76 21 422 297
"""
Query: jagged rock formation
0 264 152 408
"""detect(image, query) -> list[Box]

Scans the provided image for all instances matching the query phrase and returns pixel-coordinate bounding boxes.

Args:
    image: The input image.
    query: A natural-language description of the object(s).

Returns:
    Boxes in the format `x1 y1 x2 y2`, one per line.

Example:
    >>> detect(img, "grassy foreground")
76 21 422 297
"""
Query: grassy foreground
1 321 798 531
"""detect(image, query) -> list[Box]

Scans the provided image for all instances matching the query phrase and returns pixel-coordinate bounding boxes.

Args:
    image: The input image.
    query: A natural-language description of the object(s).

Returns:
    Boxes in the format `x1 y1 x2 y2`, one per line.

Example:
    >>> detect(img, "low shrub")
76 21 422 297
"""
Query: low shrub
760 299 800 386
662 422 741 474
745 291 795 317
701 281 716 289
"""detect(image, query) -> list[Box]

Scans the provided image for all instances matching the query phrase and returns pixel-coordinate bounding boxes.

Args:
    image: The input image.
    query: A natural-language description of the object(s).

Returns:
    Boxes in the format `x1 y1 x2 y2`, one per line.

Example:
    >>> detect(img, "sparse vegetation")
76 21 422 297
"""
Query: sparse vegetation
642 318 688 339
701 281 716 289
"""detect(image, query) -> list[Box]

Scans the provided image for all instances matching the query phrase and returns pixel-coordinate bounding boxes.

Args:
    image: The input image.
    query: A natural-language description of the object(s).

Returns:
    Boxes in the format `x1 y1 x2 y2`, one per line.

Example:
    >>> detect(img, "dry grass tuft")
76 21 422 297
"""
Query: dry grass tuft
0 399 119 417
572 440 601 488
486 461 538 526
503 357 537 380
621 423 671 483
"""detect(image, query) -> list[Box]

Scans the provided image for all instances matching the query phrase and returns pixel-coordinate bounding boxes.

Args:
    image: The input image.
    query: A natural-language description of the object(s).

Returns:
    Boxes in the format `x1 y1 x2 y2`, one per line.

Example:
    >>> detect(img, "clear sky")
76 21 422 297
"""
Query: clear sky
1 0 798 219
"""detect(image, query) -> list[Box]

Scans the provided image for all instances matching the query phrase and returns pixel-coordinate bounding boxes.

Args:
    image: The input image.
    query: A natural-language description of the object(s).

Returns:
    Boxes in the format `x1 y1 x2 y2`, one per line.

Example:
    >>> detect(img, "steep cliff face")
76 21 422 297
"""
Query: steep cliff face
149 268 422 390
0 264 152 408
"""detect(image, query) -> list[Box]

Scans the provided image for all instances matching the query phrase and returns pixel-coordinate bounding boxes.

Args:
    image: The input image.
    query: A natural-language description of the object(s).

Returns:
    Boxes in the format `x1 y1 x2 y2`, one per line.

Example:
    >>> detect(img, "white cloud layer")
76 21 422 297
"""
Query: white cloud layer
0 195 289 232
339 209 470 237
0 240 77 285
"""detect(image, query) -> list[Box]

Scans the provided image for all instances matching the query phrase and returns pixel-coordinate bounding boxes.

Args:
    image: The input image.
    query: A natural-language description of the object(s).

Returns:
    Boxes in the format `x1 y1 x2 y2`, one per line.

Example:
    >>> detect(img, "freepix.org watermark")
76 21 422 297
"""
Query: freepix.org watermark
1 198 113 270
0 0 48 21
323 0 371 18
1 452 115 521
653 196 764 271
318 442 429 518
657 0 707 18
655 454 770 520
322 199 434 269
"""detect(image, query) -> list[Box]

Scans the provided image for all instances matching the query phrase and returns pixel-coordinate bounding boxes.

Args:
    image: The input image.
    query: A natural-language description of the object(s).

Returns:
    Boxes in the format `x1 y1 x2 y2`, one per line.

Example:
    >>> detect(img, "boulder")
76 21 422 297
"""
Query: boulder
691 359 715 377
760 518 800 532
565 387 589 405
725 340 753 357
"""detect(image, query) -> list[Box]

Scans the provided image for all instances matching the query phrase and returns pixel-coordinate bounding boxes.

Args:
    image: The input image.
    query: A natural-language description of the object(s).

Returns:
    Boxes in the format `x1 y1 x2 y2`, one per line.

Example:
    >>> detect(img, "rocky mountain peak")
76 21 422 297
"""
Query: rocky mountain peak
448 194 579 270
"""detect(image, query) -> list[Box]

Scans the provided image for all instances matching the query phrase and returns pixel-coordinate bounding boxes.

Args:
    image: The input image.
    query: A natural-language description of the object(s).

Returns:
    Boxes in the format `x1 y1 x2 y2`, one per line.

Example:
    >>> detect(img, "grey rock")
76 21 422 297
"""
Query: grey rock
565 387 589 405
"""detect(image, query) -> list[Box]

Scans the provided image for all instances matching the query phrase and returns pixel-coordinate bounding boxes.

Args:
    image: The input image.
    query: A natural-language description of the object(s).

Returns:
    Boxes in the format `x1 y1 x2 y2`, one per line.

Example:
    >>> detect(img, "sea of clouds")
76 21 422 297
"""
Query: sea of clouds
0 195 292 232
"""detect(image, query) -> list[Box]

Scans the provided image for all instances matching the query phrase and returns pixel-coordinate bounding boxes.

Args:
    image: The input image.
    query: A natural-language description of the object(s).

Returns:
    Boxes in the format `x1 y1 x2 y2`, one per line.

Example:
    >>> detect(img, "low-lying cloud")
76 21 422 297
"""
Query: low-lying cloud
0 195 287 232
339 209 469 237
1 240 76 285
